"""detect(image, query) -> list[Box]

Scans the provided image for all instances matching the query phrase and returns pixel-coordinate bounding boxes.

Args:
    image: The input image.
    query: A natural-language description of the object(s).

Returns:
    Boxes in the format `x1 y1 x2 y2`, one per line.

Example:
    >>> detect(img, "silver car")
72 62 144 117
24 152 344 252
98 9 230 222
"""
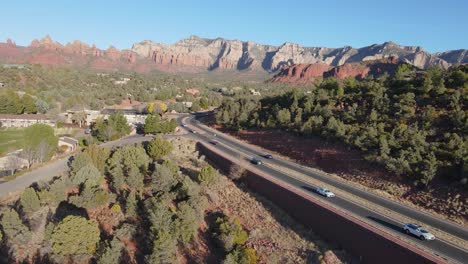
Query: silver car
315 187 335 198
403 223 435 240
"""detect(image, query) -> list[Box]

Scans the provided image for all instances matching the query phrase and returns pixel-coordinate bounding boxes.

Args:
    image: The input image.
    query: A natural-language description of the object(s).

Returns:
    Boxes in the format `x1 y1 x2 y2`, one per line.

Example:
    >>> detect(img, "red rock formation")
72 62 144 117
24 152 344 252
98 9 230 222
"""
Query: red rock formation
271 59 407 84
325 63 370 79
271 63 332 83
6 38 16 47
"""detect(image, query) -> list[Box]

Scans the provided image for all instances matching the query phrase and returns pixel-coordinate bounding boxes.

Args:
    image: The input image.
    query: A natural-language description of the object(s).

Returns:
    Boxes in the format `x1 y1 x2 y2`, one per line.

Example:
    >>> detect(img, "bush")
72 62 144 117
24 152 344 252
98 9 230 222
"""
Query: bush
197 165 218 185
213 215 248 252
224 246 258 264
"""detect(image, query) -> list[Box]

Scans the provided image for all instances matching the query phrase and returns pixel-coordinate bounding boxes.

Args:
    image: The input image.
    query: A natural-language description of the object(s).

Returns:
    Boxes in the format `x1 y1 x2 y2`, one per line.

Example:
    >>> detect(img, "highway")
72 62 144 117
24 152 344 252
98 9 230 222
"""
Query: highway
181 112 468 264
1 113 466 262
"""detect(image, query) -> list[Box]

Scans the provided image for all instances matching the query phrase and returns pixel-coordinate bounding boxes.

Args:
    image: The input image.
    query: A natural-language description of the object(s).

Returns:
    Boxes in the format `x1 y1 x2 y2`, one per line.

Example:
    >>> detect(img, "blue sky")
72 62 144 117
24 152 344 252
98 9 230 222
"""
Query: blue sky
0 0 466 53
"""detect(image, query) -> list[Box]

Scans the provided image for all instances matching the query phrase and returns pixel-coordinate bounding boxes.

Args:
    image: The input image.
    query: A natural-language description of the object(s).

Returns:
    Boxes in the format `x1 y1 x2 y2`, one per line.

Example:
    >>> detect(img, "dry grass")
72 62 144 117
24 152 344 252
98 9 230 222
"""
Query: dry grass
169 137 350 263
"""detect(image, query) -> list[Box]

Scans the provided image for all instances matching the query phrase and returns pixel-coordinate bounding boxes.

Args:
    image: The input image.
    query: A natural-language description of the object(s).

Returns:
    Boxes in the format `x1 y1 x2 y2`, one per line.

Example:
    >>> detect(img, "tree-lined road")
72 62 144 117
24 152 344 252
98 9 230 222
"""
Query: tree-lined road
182 112 468 264
0 134 155 196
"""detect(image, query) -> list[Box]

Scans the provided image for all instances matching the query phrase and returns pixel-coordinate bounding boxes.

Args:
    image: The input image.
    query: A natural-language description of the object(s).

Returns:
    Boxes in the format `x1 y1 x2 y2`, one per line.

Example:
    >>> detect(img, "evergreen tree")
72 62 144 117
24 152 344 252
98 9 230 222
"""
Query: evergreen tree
21 94 37 114
146 137 173 160
51 216 100 256
20 187 41 214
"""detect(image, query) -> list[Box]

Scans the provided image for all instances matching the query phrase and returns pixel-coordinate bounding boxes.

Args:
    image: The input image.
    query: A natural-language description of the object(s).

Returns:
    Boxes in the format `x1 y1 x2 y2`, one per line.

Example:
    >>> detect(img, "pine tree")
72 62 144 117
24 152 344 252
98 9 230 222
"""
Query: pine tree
51 216 100 256
146 137 173 160
20 187 41 214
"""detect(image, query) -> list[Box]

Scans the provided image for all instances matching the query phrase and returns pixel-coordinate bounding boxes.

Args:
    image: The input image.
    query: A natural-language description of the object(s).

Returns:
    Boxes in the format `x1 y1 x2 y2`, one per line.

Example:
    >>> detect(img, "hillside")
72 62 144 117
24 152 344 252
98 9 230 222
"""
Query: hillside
0 36 466 76
0 137 349 263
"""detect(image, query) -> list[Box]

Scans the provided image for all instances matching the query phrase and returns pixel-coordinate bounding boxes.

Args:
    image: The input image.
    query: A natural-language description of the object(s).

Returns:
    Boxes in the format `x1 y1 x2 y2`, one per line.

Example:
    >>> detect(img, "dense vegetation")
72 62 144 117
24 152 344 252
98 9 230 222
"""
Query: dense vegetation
0 138 257 263
217 65 468 186
0 64 224 115
91 112 132 142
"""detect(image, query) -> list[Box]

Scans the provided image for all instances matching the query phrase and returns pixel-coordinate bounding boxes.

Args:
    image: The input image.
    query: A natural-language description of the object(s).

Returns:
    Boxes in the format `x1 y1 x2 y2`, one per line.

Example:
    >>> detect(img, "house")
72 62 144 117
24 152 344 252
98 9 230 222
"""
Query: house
58 137 79 152
100 109 147 127
62 109 101 127
0 114 55 128
0 82 5 88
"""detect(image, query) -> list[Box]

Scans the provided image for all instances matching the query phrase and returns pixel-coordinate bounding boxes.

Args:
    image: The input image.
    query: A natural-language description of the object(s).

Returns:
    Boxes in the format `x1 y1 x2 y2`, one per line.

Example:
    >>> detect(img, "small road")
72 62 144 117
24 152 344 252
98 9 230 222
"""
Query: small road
181 112 468 264
0 134 156 196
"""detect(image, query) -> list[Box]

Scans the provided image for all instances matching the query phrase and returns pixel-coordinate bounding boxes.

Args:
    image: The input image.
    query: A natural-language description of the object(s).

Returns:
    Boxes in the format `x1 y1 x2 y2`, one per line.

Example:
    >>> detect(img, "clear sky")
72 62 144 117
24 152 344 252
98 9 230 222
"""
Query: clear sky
0 0 466 53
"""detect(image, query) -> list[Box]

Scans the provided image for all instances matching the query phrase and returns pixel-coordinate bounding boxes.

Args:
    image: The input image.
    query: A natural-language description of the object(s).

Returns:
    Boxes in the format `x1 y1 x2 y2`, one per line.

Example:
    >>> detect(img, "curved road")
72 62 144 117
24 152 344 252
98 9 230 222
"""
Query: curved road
182 112 468 263
0 134 155 195
1 114 466 263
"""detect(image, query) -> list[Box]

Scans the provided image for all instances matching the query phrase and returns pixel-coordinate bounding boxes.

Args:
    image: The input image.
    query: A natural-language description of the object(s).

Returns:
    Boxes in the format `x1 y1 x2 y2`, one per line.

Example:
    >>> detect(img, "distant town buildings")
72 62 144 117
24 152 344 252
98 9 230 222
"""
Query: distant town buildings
0 114 55 128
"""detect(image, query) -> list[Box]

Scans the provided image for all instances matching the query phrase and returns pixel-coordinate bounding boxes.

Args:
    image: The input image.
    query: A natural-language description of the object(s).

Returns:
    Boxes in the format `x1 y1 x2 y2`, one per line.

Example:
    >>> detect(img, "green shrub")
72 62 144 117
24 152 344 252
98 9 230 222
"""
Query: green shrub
197 165 218 185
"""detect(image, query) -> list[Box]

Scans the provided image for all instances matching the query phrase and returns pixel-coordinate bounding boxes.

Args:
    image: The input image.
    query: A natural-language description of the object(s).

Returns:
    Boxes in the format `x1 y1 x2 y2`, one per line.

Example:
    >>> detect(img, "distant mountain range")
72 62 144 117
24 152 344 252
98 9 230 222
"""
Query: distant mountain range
0 35 466 75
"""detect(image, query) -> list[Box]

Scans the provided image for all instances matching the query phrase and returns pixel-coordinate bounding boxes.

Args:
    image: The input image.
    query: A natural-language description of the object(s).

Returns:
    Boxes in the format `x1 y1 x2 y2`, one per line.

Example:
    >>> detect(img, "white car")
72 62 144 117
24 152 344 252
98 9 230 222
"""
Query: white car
315 187 335 198
403 223 435 240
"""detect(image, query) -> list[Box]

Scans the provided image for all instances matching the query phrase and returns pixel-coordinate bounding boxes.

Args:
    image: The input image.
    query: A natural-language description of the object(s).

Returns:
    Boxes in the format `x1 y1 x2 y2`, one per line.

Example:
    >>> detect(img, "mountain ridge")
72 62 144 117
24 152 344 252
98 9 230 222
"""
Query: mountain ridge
0 35 466 74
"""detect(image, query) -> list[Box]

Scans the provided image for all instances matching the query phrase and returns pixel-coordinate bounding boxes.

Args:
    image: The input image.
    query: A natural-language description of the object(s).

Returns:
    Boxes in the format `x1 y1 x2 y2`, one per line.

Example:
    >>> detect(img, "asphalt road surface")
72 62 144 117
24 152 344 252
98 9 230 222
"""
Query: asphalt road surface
181 112 468 264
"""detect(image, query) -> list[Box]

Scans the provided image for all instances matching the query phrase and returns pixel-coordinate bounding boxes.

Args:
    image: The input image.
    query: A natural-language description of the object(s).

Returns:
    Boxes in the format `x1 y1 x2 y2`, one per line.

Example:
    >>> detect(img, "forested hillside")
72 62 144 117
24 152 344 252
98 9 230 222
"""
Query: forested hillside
216 65 468 186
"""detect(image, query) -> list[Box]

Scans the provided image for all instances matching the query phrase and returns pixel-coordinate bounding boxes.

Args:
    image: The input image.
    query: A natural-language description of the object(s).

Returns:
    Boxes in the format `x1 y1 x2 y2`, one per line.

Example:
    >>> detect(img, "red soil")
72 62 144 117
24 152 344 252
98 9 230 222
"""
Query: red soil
209 123 467 225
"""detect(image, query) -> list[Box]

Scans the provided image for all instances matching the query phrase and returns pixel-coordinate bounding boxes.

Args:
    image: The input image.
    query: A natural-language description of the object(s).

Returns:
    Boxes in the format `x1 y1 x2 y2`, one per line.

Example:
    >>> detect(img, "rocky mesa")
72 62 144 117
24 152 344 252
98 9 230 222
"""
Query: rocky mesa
0 35 466 74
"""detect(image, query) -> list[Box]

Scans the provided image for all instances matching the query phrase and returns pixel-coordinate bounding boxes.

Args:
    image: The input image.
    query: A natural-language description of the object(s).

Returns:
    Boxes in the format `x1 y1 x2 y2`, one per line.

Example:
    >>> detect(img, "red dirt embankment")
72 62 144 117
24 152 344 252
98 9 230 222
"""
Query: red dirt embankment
209 123 467 226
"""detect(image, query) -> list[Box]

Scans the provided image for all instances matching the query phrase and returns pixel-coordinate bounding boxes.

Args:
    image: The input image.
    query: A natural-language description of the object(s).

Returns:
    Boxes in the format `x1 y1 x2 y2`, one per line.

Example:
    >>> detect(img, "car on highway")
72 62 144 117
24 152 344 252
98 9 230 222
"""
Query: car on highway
251 158 262 165
190 129 197 133
210 141 219 145
182 124 187 127
315 187 336 197
263 154 273 159
403 223 435 240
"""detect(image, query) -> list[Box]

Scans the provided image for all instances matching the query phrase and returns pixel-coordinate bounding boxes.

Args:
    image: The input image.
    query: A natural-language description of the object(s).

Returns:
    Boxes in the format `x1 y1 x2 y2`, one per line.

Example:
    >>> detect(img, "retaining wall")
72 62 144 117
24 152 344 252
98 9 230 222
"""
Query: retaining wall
198 142 446 264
